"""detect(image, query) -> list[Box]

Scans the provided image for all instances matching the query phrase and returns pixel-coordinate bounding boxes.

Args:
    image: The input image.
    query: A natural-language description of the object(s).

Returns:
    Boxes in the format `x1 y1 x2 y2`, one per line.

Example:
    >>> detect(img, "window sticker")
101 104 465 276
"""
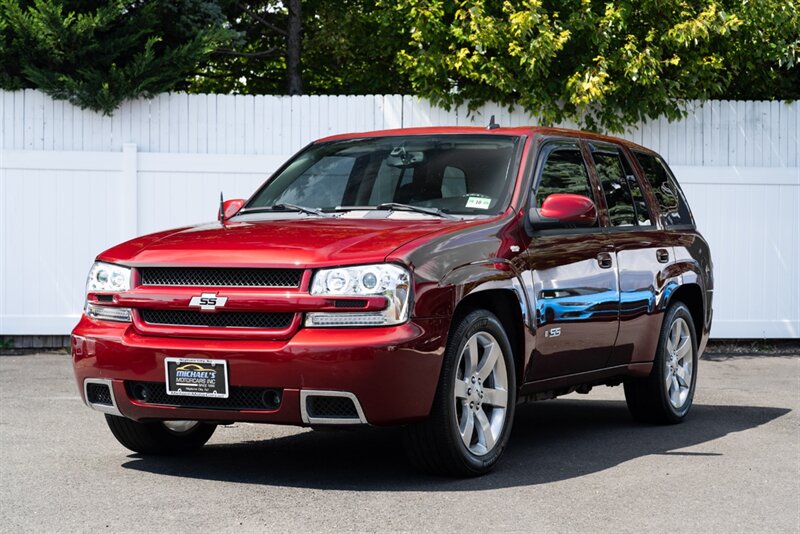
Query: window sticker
465 197 491 209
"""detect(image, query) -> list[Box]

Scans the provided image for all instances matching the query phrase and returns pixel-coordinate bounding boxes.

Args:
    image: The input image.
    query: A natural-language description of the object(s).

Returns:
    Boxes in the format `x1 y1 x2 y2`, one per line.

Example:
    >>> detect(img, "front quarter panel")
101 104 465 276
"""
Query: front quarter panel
387 211 524 319
386 211 533 379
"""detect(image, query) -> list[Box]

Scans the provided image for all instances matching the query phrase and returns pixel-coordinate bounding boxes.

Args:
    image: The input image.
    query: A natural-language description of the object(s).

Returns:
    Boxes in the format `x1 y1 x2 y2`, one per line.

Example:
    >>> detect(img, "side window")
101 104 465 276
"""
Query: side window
620 155 653 226
274 156 355 207
441 166 467 197
635 153 692 226
535 148 594 208
592 150 653 227
593 152 636 227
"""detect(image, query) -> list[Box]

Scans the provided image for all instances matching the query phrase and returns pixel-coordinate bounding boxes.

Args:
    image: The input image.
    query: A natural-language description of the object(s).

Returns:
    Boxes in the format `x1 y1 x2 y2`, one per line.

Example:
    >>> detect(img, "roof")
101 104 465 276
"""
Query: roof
315 126 653 153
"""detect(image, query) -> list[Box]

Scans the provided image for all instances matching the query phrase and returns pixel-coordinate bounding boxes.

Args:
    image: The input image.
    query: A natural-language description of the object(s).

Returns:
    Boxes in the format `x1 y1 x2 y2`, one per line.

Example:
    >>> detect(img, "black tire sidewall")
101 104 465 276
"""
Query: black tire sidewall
655 303 699 421
440 310 517 473
105 415 216 454
155 421 216 448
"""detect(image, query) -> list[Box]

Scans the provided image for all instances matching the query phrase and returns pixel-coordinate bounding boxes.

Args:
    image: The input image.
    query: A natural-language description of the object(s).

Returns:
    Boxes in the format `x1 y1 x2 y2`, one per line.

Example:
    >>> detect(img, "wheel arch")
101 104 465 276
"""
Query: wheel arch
666 283 704 342
451 287 527 384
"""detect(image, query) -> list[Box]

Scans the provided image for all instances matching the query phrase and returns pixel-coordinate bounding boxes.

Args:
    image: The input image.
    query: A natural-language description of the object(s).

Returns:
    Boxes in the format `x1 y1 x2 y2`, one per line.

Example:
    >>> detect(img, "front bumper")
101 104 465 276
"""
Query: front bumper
72 315 447 426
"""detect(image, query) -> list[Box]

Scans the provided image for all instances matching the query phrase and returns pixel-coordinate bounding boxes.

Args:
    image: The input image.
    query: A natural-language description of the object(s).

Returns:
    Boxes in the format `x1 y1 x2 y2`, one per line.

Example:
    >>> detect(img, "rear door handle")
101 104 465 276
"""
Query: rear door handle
597 252 613 269
656 249 670 263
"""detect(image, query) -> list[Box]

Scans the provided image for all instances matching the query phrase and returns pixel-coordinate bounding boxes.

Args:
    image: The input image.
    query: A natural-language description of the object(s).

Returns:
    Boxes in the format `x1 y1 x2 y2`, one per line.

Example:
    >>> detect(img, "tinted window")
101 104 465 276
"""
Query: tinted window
441 166 467 197
368 161 410 205
593 151 652 226
273 156 354 207
247 135 520 215
535 148 593 208
635 153 692 226
593 152 636 226
622 157 653 226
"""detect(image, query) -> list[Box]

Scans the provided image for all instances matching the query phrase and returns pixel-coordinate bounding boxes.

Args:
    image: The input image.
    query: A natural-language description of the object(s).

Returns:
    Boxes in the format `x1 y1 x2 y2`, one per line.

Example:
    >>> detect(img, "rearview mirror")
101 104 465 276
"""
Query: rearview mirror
528 193 597 230
219 199 245 222
386 146 424 167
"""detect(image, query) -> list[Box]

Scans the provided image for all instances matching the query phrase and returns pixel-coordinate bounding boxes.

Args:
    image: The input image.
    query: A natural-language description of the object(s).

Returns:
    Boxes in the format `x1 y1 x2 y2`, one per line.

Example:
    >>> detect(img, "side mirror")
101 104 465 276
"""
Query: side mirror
219 199 245 222
528 193 597 230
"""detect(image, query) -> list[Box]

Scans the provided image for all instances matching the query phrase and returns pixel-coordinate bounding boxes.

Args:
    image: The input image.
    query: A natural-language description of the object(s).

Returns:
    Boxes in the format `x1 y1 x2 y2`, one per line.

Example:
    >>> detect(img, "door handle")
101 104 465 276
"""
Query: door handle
656 248 670 263
596 252 613 269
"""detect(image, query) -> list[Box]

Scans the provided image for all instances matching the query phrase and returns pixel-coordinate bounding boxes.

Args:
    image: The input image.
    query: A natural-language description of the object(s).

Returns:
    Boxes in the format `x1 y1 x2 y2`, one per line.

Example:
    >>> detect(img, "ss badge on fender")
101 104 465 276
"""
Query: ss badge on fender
544 327 561 338
189 293 228 311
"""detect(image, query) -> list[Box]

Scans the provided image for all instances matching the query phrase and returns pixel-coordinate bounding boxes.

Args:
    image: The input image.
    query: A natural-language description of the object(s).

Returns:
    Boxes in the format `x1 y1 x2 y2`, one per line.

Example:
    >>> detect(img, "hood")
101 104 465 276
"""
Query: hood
98 215 472 268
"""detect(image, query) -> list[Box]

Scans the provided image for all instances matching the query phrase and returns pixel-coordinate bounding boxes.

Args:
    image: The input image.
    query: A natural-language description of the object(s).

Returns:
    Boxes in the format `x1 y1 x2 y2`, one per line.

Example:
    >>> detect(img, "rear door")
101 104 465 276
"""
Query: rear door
585 141 666 367
523 140 620 381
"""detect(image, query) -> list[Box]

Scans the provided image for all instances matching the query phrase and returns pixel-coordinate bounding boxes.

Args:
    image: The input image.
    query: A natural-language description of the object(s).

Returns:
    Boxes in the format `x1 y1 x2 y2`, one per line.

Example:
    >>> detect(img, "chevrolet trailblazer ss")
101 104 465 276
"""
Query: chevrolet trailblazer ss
73 126 713 476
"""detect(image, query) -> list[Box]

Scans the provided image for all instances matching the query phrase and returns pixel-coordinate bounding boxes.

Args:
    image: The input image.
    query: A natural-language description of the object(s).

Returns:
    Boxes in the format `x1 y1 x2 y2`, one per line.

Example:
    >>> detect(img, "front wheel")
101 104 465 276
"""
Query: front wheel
105 415 217 454
404 309 517 477
624 302 698 424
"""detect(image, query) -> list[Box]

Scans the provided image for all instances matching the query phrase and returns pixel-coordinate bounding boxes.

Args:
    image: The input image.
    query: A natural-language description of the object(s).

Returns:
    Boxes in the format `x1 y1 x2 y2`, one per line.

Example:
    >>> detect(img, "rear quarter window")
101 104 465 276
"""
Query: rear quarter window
634 152 693 227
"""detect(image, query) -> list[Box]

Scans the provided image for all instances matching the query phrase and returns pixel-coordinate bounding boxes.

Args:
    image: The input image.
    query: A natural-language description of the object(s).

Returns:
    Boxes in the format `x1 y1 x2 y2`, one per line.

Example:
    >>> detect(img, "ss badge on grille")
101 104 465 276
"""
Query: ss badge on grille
189 293 228 311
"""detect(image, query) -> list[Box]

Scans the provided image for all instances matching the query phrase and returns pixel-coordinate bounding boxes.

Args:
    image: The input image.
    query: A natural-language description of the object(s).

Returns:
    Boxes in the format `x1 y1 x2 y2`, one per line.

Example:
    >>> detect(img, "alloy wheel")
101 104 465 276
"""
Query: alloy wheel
162 420 199 434
453 331 509 456
664 317 693 409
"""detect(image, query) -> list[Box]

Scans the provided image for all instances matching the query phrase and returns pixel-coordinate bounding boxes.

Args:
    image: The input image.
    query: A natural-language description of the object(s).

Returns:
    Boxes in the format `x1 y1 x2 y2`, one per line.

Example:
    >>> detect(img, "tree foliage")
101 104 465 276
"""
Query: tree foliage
302 0 412 94
391 0 800 131
2 0 796 129
0 0 234 114
190 0 412 95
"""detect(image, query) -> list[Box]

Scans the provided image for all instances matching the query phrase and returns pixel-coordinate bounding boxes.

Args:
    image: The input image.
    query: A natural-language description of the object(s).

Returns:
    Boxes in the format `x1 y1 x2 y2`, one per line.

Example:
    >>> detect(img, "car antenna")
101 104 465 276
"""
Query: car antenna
487 115 500 130
218 191 224 221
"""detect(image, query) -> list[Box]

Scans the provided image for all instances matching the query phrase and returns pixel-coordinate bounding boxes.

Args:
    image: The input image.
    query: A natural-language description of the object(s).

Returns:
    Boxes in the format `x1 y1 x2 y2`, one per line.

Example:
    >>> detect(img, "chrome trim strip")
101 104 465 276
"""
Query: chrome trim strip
83 378 122 416
300 389 368 425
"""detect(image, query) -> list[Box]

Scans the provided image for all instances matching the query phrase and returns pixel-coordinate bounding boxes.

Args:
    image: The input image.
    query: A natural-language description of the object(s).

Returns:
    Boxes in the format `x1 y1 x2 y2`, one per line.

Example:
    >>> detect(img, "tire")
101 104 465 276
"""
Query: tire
624 302 698 424
404 309 517 477
105 415 216 454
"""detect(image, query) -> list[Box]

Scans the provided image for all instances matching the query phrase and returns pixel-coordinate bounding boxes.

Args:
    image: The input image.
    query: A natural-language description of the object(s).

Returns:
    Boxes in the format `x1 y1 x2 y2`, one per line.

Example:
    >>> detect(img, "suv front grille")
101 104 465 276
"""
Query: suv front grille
126 381 281 411
138 267 303 288
140 309 294 329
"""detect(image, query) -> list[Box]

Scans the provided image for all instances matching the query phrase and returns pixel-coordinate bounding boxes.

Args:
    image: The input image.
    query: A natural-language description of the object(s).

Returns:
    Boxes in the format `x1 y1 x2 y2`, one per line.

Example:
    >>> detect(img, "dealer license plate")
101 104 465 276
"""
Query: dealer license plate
165 357 229 398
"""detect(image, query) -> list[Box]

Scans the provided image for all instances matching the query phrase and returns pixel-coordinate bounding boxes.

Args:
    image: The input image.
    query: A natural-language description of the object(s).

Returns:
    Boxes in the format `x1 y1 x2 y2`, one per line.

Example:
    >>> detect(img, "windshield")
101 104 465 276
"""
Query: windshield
245 135 521 215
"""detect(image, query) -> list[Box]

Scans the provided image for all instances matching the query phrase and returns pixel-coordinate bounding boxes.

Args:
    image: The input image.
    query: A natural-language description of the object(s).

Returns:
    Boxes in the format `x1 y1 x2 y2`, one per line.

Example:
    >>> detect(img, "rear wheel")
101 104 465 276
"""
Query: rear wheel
624 302 698 424
404 309 516 477
105 415 216 454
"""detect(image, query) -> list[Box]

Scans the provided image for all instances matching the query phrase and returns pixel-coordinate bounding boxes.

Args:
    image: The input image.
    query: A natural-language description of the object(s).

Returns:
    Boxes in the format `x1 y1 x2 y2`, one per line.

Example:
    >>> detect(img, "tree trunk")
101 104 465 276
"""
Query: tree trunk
286 0 302 95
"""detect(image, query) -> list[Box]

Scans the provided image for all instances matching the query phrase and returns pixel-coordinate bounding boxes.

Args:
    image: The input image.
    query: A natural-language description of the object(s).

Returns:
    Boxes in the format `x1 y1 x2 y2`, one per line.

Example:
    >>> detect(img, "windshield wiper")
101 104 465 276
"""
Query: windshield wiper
374 202 457 219
243 203 333 218
273 203 332 217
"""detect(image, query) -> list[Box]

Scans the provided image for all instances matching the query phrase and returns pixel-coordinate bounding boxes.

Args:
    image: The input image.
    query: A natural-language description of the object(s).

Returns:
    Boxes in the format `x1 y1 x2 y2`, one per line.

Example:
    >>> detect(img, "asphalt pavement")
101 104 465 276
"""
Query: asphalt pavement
1 351 798 532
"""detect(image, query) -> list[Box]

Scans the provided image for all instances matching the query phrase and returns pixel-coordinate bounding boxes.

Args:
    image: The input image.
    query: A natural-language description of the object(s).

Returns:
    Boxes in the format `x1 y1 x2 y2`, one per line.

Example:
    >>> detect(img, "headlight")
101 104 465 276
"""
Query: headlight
86 261 131 292
85 262 132 322
306 264 411 327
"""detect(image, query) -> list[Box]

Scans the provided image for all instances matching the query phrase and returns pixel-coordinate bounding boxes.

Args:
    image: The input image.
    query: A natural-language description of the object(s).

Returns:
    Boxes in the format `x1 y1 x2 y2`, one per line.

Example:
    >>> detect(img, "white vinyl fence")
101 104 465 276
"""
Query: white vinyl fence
1 90 798 338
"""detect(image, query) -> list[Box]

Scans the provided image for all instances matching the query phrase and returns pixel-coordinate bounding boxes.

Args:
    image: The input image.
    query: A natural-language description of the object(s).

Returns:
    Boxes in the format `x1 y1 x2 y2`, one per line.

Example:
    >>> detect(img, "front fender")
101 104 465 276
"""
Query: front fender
440 259 531 331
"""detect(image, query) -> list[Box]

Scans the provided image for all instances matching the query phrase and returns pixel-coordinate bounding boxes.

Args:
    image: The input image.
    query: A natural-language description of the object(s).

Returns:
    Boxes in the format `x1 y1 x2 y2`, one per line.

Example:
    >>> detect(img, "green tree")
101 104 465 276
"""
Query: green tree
190 0 411 96
302 0 412 94
392 0 800 131
0 0 234 114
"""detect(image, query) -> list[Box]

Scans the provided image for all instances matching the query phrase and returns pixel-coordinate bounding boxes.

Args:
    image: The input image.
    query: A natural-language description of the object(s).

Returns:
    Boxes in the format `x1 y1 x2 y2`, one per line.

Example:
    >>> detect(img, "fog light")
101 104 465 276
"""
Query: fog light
305 312 389 327
86 303 132 322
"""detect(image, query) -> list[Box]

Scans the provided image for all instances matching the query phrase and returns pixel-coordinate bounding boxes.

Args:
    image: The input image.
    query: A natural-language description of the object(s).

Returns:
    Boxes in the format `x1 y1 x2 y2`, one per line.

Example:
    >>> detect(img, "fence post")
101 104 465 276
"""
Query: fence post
121 143 138 239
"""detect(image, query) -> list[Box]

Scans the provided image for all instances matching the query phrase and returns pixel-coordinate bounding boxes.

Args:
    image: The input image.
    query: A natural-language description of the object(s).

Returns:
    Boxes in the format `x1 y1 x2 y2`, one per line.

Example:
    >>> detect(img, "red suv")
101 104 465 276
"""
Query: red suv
72 126 713 476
